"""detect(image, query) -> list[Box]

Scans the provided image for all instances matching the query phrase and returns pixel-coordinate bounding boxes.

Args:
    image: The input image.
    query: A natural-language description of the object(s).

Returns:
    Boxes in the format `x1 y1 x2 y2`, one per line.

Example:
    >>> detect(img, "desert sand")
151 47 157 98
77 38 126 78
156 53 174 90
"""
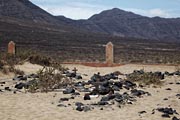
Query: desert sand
0 62 180 120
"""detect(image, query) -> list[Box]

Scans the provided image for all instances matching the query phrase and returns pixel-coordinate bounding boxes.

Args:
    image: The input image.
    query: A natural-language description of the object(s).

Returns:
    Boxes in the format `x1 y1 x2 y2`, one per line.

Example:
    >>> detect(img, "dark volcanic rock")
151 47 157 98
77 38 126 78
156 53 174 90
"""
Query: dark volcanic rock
101 95 115 102
15 83 28 89
157 107 179 115
166 88 172 91
60 98 69 102
163 98 168 101
98 101 109 105
131 89 150 97
176 94 180 99
63 88 75 94
75 75 82 79
114 94 124 103
154 72 164 80
4 87 11 91
172 116 180 120
57 104 67 107
162 113 171 118
174 71 180 76
103 73 118 80
114 82 123 89
123 80 136 90
176 82 180 85
90 73 101 82
138 111 147 114
13 75 27 81
76 106 84 111
75 102 84 107
0 82 5 84
66 72 76 78
101 96 110 102
90 84 114 95
165 71 180 76
72 92 80 96
98 85 112 95
112 85 120 91
74 82 85 87
84 94 91 100
156 107 179 118
75 102 84 112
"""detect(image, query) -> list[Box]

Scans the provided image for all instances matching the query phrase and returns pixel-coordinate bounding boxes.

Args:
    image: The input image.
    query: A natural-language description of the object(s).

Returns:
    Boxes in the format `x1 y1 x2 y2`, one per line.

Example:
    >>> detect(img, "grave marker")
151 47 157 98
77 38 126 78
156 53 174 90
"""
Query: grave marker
8 41 16 55
106 42 114 66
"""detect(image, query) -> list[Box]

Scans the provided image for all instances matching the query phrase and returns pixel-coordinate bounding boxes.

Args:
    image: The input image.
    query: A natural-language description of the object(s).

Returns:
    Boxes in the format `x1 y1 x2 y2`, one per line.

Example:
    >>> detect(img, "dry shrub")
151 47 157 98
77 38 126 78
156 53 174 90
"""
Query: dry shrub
28 54 52 66
16 49 34 61
1 66 9 74
0 60 4 70
51 62 69 73
29 66 71 93
14 69 25 75
175 65 180 72
127 70 163 85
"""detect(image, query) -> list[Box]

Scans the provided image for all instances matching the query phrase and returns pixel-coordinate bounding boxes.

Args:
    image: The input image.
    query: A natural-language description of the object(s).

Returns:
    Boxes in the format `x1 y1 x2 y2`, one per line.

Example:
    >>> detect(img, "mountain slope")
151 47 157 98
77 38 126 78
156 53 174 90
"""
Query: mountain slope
0 0 61 25
0 1 179 63
84 8 180 41
56 8 180 42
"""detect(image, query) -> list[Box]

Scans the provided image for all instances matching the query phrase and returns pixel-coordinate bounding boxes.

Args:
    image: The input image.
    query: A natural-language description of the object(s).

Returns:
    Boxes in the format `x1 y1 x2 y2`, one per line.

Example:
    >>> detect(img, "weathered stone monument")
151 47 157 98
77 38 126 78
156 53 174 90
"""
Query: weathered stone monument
106 42 114 66
8 41 16 55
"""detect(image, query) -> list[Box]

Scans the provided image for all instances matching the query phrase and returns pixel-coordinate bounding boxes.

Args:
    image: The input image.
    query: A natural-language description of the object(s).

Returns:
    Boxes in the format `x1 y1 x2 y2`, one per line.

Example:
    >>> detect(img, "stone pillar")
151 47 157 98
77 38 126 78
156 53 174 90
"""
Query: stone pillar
106 42 114 66
8 41 16 55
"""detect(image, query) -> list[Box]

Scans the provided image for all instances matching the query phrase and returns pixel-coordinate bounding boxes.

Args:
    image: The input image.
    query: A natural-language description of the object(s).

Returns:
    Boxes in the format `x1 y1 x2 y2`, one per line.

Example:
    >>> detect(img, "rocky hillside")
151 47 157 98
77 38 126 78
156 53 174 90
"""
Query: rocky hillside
0 0 61 25
0 0 180 63
57 8 180 42
1 0 180 42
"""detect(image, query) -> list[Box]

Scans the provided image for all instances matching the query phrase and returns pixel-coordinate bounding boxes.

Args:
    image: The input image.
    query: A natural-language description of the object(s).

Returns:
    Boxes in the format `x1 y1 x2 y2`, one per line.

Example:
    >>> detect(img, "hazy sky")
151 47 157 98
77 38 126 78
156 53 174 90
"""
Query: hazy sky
30 0 180 19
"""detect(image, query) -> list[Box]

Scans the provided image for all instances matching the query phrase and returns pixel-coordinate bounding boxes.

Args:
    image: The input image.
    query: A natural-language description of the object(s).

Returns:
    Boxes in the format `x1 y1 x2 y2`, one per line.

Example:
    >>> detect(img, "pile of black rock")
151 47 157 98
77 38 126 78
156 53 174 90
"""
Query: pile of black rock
13 70 83 90
127 70 165 80
13 74 39 90
3 68 179 113
127 69 180 81
165 71 180 76
156 107 180 119
57 72 151 112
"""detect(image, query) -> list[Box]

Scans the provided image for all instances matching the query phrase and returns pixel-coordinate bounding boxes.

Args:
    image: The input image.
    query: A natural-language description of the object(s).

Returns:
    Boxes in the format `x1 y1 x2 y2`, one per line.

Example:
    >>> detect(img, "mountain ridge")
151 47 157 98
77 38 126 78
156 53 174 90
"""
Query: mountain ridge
56 8 180 41
0 0 180 42
0 0 180 63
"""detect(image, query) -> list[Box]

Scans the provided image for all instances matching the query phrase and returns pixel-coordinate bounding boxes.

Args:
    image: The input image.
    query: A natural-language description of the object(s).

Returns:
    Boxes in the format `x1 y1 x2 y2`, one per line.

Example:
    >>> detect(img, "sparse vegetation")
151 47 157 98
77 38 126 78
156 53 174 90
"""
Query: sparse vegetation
1 19 180 64
0 49 63 76
14 69 25 75
127 70 163 85
29 54 52 66
0 49 71 93
28 66 71 93
175 65 180 72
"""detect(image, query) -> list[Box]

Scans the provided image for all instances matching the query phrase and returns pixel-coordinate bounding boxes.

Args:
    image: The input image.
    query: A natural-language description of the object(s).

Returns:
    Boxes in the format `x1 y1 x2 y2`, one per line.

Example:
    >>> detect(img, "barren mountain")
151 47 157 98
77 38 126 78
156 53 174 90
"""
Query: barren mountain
57 8 180 42
0 0 61 25
0 0 180 63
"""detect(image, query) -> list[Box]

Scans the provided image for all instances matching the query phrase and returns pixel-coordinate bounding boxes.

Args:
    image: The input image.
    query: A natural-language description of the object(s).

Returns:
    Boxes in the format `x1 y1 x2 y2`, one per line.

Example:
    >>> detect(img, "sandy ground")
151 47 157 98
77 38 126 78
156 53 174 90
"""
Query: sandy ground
0 62 180 120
